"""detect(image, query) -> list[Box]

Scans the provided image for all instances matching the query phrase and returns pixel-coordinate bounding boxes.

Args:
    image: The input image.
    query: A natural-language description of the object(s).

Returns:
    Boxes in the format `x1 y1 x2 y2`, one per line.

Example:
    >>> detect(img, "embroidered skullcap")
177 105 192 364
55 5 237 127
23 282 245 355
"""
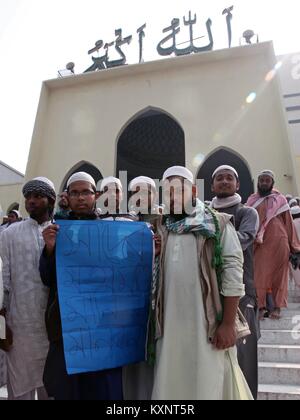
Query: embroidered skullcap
100 177 123 192
129 176 156 192
163 166 194 184
212 165 239 180
67 172 96 189
23 177 56 201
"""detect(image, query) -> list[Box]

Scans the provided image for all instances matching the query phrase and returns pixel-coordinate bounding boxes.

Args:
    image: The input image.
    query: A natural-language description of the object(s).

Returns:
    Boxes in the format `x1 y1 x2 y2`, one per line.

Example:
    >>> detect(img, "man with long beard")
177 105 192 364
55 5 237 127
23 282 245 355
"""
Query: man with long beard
246 170 300 320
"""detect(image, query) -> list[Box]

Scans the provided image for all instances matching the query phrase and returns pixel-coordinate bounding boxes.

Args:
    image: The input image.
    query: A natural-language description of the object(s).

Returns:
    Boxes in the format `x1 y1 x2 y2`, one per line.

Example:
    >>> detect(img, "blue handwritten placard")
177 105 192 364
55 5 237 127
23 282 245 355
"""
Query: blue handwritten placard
55 220 153 375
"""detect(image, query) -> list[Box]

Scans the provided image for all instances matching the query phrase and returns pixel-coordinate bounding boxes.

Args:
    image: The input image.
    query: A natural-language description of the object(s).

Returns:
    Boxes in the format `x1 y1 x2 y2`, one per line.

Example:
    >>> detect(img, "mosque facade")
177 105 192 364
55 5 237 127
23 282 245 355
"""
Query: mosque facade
2 41 299 216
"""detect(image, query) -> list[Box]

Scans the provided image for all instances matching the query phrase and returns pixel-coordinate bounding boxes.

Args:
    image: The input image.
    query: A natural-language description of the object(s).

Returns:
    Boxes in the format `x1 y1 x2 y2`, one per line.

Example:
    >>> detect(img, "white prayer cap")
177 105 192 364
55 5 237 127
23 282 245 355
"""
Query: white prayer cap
291 206 300 215
212 165 239 180
100 177 123 192
129 176 156 192
289 199 298 207
67 172 96 189
33 177 56 191
258 170 275 180
9 210 21 218
163 166 194 184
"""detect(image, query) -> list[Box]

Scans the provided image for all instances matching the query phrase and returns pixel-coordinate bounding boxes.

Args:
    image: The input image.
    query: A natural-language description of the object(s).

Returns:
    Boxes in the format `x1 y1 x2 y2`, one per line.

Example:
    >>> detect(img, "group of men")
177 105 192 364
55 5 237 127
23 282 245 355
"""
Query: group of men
0 164 299 401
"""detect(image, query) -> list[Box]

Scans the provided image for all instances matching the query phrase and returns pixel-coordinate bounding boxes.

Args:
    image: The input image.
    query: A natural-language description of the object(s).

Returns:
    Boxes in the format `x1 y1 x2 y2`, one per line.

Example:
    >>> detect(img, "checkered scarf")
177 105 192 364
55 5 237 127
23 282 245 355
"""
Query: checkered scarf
164 199 217 238
22 180 56 202
146 200 224 365
164 199 224 308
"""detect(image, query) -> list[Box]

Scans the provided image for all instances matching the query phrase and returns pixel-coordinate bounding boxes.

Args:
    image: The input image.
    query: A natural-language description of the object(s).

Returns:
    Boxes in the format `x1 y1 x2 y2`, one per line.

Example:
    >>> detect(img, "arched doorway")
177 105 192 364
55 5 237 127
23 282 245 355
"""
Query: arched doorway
197 148 254 203
116 108 185 183
61 161 103 192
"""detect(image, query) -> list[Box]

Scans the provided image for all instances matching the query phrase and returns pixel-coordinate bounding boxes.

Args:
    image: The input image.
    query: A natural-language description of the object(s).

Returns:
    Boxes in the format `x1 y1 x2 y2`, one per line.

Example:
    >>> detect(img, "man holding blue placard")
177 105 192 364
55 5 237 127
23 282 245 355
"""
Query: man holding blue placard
40 172 127 400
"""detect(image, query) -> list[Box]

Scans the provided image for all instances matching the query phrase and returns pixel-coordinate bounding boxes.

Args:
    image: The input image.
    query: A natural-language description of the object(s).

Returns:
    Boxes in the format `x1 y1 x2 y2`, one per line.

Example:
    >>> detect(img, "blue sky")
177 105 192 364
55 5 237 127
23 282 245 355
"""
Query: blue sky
0 0 300 173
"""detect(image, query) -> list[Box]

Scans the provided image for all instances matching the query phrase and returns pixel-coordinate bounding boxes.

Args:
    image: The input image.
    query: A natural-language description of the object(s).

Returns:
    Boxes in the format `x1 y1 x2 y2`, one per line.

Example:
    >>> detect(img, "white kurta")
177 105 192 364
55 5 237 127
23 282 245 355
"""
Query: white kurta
152 226 252 400
0 219 50 397
0 257 6 388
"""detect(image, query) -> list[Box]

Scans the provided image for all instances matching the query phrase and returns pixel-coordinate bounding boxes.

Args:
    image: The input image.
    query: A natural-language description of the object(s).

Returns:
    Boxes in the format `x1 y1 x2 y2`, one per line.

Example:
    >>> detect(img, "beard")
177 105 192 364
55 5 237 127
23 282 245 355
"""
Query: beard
216 192 234 199
258 185 273 197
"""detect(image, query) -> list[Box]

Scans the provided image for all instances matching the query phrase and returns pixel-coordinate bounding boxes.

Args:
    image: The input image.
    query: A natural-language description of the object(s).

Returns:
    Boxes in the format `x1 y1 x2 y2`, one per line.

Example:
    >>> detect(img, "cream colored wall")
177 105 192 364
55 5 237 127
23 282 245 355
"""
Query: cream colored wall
23 42 299 214
0 184 22 222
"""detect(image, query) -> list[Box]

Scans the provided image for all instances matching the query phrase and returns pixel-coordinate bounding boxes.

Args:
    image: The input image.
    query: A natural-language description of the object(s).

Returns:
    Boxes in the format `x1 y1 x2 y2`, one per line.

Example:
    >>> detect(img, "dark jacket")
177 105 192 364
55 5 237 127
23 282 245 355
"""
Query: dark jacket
39 210 102 343
216 203 258 303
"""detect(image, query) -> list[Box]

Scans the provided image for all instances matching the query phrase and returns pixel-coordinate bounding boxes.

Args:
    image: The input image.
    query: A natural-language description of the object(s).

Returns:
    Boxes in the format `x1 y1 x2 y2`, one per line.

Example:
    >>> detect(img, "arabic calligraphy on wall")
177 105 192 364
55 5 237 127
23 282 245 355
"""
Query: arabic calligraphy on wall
83 6 234 73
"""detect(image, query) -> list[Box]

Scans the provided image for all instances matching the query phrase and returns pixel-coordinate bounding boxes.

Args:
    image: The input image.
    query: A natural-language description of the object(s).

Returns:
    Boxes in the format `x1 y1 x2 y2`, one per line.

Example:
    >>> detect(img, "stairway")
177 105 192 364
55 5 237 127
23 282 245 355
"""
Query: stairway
258 288 300 400
1 292 299 401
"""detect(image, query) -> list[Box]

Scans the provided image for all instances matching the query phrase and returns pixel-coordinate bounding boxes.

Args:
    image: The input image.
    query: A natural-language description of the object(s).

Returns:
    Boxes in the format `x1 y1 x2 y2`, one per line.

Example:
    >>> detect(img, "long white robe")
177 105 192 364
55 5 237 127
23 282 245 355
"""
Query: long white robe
152 225 253 400
0 257 6 388
0 219 50 397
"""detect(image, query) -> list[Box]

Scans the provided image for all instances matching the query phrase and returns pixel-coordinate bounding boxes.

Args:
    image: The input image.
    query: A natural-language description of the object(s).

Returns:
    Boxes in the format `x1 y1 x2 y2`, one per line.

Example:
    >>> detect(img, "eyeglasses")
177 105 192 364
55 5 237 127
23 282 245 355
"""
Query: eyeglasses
69 190 96 198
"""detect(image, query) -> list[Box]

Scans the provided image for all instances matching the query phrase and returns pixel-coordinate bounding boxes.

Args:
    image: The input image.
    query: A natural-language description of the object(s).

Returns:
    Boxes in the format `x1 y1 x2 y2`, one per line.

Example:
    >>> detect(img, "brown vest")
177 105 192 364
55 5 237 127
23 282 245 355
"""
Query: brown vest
155 212 232 341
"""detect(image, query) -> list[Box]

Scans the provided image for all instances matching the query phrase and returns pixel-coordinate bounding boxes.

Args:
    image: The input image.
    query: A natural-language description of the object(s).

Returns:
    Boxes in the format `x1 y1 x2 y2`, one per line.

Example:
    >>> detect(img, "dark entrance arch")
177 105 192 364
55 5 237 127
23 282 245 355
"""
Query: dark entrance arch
197 148 254 203
61 161 103 192
117 109 185 183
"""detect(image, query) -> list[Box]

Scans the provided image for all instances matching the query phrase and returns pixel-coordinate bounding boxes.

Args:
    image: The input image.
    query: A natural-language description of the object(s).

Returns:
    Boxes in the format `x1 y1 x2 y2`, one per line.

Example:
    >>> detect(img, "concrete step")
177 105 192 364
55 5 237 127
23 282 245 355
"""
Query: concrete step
260 329 300 345
288 296 300 304
280 310 300 318
288 292 300 303
289 287 300 294
258 384 300 400
282 304 300 312
261 317 296 331
286 303 300 310
258 344 300 363
288 289 300 297
288 286 300 294
259 362 300 386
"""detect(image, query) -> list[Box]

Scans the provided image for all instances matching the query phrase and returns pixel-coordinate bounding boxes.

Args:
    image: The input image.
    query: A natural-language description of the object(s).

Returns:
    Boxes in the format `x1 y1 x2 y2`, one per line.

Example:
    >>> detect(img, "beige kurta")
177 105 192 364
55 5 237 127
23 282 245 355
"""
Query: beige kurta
291 218 300 287
254 204 300 309
152 226 252 400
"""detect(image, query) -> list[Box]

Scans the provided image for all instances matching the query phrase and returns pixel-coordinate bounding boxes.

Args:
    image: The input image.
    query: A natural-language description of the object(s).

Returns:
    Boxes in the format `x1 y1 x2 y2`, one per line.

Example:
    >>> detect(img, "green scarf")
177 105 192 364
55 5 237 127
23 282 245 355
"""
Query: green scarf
165 200 223 300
